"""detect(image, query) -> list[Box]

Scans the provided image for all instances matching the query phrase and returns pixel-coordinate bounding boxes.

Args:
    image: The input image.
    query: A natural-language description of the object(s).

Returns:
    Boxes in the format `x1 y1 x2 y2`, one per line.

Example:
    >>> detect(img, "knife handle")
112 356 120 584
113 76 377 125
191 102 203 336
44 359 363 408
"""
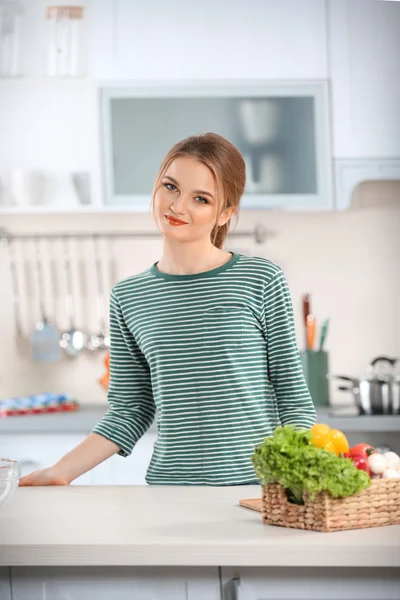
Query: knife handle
302 293 311 328
306 314 316 350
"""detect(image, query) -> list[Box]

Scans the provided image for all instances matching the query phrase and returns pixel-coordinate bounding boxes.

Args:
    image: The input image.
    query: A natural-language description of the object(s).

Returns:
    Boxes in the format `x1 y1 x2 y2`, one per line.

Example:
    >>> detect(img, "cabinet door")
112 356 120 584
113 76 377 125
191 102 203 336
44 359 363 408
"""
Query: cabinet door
11 566 221 600
0 433 93 485
221 567 400 600
0 431 157 487
0 568 11 600
102 83 333 210
89 431 157 485
87 0 115 79
334 158 400 210
110 0 327 80
328 0 400 158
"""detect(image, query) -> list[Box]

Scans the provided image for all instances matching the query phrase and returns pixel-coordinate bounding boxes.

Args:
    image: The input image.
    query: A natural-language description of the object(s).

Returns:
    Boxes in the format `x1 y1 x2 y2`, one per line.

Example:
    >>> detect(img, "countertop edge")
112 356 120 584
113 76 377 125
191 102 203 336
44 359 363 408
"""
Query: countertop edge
2 543 400 568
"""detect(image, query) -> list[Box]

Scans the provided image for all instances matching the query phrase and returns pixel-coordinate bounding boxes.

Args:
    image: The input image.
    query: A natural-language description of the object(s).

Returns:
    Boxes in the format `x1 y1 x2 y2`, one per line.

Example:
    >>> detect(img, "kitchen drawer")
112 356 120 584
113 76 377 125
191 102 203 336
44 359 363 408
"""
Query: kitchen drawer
221 567 400 600
0 568 11 600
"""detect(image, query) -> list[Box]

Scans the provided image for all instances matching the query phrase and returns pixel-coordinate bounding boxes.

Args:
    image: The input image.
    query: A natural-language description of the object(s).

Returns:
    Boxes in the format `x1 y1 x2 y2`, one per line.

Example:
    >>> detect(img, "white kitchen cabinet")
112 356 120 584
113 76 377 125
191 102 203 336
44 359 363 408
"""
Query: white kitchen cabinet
90 0 327 81
89 430 157 485
334 158 400 210
11 566 221 600
0 431 157 486
328 0 400 159
0 433 90 482
0 568 11 600
101 82 333 210
221 567 400 600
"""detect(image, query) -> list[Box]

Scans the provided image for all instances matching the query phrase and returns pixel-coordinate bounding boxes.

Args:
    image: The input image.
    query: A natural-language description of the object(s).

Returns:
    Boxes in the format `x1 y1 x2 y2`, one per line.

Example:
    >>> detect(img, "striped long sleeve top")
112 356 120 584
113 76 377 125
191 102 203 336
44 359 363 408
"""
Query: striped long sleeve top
92 253 316 485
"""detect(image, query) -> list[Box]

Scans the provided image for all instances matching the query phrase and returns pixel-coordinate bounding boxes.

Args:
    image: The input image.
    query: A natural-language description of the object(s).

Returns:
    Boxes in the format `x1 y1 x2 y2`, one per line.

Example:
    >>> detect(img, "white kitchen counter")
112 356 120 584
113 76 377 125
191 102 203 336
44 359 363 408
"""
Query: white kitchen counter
1 485 399 568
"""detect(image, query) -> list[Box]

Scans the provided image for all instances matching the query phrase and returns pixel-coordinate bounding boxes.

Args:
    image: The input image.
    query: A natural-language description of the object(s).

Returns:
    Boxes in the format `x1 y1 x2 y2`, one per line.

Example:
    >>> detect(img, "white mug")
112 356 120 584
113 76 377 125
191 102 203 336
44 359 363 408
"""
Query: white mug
72 172 91 205
7 169 48 206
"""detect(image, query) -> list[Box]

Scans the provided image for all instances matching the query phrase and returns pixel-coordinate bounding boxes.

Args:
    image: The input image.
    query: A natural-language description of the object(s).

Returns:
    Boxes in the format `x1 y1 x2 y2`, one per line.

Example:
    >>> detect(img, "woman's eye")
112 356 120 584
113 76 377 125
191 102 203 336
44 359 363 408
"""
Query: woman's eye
164 183 177 191
195 196 208 204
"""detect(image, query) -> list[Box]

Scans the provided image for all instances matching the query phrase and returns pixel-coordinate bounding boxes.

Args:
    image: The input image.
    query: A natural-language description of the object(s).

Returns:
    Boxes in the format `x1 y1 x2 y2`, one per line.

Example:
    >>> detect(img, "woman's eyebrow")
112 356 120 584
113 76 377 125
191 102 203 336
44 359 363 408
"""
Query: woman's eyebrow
163 175 215 199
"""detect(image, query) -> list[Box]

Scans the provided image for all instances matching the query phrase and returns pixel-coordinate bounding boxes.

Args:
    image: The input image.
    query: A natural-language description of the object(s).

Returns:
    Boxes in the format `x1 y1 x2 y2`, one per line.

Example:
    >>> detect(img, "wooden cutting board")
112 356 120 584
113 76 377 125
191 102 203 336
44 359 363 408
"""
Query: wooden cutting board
239 497 262 512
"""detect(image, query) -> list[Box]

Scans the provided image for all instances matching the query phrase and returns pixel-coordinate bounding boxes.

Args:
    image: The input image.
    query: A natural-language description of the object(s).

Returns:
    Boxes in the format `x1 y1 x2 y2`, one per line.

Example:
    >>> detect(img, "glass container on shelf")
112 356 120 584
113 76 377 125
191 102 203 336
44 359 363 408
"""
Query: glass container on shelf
0 1 24 77
45 4 85 77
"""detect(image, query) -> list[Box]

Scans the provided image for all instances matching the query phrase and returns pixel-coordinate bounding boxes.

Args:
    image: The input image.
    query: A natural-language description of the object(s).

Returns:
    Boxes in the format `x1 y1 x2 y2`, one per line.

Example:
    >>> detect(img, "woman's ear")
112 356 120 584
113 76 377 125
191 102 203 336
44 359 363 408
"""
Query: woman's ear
218 206 236 227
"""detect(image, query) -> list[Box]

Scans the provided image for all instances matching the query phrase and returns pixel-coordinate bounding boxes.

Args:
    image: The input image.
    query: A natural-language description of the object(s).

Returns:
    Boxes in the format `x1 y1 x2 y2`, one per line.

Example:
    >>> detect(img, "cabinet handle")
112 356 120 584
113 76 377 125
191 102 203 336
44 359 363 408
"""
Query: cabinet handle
226 577 241 600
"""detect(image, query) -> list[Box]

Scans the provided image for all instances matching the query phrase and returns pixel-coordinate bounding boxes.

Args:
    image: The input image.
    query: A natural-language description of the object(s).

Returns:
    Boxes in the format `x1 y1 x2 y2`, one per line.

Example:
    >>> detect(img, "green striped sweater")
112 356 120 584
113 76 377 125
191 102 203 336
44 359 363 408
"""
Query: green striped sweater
93 252 316 485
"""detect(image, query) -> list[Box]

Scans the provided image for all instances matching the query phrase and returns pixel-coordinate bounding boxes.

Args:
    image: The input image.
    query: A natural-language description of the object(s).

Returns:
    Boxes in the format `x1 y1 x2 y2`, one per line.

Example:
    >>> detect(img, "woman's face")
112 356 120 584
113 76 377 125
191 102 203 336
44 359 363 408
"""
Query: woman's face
153 156 231 244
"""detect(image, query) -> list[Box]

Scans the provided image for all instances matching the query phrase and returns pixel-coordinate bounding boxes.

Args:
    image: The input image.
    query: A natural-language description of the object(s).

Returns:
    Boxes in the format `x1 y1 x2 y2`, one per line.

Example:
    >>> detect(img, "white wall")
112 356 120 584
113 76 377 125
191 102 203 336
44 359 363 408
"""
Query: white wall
0 0 399 408
1 196 400 406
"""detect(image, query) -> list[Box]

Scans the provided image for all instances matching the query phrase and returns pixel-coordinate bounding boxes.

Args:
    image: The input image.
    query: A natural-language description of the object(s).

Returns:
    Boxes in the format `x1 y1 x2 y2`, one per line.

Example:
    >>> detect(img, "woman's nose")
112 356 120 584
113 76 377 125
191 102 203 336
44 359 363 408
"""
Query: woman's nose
170 194 188 215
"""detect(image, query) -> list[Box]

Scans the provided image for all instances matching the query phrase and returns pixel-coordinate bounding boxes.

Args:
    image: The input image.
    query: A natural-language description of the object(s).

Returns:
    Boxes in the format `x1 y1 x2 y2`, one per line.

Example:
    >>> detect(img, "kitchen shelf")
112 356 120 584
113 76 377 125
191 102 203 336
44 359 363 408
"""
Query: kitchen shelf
0 76 90 85
0 205 145 215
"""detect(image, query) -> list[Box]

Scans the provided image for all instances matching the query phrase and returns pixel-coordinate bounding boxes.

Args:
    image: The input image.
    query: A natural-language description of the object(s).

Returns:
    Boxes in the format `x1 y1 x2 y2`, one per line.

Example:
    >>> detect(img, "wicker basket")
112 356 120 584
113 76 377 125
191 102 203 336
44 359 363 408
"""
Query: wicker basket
262 478 400 532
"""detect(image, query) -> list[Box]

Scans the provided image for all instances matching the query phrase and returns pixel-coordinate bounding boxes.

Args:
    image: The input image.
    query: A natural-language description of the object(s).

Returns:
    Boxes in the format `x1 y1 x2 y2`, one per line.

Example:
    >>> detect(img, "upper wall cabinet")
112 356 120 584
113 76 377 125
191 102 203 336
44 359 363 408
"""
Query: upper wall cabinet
101 82 332 210
328 0 400 159
89 0 328 81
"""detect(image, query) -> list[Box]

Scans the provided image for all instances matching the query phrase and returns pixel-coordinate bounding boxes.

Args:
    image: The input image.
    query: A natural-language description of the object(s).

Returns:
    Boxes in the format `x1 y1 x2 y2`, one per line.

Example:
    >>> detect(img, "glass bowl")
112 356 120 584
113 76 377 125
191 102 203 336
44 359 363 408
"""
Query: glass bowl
0 458 21 515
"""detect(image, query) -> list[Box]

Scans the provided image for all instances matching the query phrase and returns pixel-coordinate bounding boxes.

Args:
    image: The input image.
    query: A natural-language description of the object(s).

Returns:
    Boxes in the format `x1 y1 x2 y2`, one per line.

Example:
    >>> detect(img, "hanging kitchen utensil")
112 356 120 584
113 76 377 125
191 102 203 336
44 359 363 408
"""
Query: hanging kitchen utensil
87 235 110 351
59 237 86 358
30 238 61 362
98 352 110 391
7 237 22 337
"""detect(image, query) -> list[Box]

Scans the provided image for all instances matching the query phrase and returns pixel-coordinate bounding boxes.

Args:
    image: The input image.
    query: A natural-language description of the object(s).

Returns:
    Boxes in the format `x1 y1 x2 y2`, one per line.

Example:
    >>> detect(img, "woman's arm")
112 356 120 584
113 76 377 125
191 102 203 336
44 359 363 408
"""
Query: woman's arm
262 269 317 429
92 289 156 455
20 287 155 486
19 433 119 485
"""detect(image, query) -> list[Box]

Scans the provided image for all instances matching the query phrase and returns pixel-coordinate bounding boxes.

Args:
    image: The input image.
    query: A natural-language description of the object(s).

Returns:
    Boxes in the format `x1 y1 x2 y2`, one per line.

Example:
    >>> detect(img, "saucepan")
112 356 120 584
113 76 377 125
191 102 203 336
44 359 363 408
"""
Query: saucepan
328 356 400 415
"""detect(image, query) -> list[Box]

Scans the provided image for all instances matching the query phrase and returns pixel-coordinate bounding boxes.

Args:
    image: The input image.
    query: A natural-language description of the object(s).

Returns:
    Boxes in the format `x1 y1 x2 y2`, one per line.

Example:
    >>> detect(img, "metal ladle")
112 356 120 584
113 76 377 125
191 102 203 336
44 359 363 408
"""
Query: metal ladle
59 237 86 358
86 235 109 352
7 237 23 338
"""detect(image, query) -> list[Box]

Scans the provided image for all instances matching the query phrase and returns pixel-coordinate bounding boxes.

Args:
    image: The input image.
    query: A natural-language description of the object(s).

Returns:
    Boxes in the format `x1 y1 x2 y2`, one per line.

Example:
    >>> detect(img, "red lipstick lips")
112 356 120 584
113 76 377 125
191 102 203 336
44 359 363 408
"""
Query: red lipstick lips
165 215 188 226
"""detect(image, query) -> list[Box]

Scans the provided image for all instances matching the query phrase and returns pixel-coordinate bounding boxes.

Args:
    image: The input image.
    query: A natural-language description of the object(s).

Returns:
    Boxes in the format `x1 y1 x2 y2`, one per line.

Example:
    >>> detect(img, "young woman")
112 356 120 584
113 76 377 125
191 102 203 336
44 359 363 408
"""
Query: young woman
20 133 316 487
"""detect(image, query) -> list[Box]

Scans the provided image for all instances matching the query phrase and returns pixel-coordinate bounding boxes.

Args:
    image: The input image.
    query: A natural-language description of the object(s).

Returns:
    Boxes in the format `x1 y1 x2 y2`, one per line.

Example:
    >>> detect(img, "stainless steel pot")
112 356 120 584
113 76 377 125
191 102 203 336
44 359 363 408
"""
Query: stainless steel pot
328 356 400 415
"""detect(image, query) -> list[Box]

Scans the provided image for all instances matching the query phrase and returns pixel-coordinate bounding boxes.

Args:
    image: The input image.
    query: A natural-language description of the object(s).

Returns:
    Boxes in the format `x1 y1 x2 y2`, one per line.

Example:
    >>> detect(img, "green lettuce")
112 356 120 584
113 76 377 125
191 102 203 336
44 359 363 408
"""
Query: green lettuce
251 425 370 504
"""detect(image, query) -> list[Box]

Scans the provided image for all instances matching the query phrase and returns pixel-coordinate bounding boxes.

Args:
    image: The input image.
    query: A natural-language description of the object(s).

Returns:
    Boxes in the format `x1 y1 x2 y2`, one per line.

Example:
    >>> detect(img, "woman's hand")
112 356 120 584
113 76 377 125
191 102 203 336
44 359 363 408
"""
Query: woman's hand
18 433 119 487
19 467 69 487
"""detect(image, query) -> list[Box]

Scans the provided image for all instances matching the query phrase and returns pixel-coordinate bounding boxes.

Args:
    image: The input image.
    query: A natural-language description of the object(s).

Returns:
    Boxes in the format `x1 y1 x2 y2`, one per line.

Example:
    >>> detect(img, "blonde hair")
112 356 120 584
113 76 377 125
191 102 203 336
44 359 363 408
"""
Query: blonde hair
151 133 246 249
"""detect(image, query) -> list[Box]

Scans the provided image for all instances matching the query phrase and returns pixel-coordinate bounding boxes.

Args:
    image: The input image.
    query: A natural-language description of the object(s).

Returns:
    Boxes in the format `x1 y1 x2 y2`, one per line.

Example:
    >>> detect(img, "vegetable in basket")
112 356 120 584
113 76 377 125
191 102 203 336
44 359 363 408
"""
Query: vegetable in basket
309 423 350 455
251 425 371 505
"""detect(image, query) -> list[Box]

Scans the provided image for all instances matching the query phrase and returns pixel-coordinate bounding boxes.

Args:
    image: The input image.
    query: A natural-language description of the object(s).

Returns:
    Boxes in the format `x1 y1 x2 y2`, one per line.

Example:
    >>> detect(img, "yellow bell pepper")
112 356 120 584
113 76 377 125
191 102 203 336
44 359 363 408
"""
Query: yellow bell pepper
310 423 349 456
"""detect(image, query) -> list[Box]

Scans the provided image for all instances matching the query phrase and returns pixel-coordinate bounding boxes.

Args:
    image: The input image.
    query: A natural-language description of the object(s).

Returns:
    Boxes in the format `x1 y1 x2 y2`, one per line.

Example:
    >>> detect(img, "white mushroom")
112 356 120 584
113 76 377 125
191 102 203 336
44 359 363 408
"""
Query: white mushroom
383 451 400 469
367 453 387 475
382 468 400 479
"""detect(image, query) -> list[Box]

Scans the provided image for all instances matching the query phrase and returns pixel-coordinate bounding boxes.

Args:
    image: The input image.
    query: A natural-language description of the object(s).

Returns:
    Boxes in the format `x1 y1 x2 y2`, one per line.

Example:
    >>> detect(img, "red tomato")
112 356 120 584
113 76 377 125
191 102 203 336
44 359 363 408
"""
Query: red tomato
349 443 375 459
350 454 371 476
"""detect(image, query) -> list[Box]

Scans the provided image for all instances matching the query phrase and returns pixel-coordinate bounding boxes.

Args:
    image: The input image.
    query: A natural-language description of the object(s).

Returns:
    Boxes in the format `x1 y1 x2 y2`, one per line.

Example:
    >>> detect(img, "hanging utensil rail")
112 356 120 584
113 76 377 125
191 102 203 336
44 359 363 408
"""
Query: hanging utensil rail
0 224 268 244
